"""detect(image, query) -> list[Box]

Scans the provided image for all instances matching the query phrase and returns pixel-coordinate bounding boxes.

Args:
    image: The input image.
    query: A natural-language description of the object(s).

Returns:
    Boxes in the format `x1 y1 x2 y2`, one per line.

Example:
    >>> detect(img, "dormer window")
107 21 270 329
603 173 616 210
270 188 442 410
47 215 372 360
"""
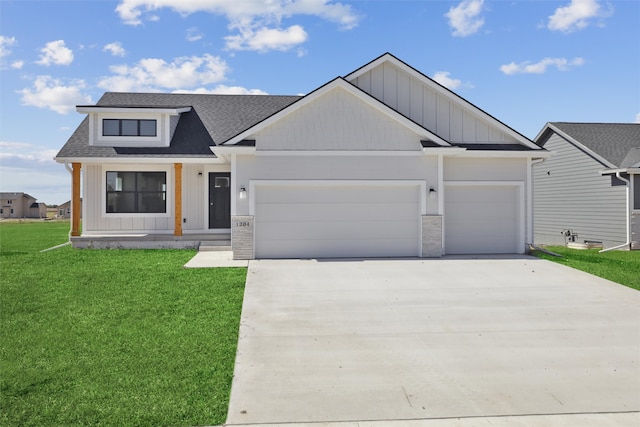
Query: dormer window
103 119 157 137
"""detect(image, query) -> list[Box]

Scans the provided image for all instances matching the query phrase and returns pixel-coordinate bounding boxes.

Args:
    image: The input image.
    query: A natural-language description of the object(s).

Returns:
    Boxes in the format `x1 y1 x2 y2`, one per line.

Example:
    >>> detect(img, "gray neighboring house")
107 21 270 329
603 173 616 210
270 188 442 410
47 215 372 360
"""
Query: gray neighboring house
533 122 640 250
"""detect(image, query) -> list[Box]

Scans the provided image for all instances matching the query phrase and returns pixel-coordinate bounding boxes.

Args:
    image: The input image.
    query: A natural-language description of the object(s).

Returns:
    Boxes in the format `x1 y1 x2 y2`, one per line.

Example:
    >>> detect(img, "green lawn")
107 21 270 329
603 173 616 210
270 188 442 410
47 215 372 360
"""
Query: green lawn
532 245 640 290
0 221 246 427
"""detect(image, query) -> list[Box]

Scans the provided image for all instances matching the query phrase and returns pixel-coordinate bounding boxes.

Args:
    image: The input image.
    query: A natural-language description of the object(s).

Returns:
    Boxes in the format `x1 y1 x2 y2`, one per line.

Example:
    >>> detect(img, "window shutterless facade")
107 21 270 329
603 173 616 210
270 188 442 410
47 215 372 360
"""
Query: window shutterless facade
103 119 157 137
106 171 167 213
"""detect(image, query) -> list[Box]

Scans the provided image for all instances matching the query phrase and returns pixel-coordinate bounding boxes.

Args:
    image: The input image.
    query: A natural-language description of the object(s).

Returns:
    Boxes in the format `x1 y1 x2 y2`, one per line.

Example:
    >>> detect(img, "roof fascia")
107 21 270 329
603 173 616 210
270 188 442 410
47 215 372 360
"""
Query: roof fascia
345 53 540 150
599 167 640 175
54 156 223 164
76 106 192 114
209 146 256 163
222 77 450 147
545 123 617 168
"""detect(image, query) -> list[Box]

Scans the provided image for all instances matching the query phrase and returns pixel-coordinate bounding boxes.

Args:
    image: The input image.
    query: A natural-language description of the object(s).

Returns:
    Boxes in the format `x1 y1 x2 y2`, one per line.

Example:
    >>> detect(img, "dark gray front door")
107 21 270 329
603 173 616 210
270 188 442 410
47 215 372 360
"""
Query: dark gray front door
209 173 231 229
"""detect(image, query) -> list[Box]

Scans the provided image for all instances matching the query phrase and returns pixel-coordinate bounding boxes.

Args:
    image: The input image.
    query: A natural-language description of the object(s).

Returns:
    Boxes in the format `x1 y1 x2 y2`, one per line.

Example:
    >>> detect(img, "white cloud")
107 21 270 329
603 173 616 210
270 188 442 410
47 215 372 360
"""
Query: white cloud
36 40 74 66
98 54 229 92
635 113 640 124
0 35 17 58
18 75 92 114
548 0 611 33
500 57 585 75
432 71 462 90
186 27 203 42
224 25 308 52
173 85 268 95
11 60 24 69
445 0 485 37
103 42 126 57
115 0 358 52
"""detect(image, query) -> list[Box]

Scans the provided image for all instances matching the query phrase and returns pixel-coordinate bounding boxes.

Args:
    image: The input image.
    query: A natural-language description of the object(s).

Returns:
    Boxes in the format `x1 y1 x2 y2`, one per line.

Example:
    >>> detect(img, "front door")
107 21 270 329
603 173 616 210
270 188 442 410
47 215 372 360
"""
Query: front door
209 173 231 229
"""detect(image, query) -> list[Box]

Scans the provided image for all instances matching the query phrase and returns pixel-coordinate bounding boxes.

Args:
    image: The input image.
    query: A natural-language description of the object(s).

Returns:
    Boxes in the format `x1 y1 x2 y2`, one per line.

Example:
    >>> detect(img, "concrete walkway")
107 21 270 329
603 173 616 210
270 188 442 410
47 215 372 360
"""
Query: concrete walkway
224 412 640 426
183 251 248 268
226 257 640 425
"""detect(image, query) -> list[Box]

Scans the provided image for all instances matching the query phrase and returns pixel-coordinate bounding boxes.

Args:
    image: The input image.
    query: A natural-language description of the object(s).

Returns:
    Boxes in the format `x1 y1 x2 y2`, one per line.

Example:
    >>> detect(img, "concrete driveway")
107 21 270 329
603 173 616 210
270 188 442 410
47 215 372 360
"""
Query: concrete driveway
226 256 640 425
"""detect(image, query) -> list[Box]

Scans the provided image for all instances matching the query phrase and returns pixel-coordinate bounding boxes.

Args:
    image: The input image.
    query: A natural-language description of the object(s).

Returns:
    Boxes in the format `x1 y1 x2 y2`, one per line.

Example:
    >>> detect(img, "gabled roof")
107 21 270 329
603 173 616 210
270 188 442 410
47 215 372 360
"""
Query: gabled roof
56 92 300 159
535 122 640 168
346 53 540 150
0 192 36 200
221 77 451 147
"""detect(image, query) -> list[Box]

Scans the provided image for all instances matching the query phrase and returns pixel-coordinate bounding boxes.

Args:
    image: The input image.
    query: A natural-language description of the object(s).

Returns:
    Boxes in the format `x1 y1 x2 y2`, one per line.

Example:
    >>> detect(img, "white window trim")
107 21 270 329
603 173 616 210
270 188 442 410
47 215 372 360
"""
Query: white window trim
101 164 172 219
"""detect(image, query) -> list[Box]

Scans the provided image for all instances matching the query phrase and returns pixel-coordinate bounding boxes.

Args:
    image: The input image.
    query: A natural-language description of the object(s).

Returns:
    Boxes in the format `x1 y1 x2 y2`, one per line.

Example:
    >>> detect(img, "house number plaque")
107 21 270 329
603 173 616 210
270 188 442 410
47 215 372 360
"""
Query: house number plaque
235 221 251 227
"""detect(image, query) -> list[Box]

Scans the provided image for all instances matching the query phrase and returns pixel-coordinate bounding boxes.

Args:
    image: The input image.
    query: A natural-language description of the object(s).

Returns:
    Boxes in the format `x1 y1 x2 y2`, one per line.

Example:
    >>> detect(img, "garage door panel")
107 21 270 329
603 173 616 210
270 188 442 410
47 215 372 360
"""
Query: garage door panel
258 238 419 259
445 185 521 255
254 183 421 259
257 202 419 222
256 219 419 241
256 186 419 204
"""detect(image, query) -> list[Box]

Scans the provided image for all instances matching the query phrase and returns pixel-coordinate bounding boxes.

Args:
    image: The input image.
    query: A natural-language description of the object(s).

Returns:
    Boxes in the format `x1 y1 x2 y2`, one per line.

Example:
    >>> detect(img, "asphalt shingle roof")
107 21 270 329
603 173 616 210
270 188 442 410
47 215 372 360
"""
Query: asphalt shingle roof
56 92 301 159
545 122 640 168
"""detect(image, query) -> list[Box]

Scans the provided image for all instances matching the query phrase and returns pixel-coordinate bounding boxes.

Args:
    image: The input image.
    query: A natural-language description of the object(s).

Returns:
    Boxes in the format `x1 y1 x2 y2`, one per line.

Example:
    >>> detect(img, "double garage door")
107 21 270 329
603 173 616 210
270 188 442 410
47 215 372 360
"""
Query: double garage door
252 181 523 258
254 182 421 259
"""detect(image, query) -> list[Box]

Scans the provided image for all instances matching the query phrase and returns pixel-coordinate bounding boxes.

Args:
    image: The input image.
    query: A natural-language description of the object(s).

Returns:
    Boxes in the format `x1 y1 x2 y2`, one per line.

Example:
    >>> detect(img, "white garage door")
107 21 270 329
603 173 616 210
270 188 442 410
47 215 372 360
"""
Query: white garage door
254 183 421 259
445 184 522 255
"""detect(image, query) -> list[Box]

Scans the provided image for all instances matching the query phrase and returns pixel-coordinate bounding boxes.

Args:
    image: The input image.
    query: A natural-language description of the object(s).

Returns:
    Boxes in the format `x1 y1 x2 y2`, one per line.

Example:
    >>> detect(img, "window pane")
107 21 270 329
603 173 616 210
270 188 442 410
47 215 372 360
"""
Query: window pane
214 177 229 188
634 175 640 210
138 172 165 191
139 120 156 136
103 119 119 136
121 120 138 136
107 192 136 213
138 193 166 213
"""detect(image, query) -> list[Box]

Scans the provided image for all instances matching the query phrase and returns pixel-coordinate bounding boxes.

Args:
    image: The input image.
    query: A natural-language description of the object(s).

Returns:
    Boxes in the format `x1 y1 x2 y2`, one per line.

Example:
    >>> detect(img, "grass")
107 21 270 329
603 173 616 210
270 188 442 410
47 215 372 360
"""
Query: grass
0 221 246 427
532 245 640 290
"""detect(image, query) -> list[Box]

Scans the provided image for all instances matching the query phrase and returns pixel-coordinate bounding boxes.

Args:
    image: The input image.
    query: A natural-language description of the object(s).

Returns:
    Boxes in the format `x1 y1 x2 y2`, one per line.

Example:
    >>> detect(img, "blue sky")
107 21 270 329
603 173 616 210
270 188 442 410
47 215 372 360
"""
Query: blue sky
1 0 638 205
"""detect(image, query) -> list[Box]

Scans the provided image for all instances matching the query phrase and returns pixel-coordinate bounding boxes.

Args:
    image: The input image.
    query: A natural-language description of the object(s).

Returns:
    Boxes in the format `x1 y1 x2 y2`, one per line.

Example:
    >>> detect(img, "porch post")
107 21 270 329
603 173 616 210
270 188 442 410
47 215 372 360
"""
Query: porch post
71 162 81 237
174 163 183 236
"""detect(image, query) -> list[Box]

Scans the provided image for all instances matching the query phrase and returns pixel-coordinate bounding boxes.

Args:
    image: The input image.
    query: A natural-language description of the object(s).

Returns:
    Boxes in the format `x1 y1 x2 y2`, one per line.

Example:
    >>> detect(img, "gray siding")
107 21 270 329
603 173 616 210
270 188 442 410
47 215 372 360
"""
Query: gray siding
533 133 626 247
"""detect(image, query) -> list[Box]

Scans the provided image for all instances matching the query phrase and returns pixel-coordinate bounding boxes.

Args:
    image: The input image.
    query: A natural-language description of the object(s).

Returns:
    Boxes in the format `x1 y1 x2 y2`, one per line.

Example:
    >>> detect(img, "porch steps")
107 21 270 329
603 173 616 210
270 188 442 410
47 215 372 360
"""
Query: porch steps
198 241 232 252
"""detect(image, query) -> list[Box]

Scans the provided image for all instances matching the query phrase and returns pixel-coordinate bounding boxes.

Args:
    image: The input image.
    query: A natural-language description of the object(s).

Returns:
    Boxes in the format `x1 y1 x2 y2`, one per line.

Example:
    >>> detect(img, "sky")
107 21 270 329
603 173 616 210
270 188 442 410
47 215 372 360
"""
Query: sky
0 0 639 205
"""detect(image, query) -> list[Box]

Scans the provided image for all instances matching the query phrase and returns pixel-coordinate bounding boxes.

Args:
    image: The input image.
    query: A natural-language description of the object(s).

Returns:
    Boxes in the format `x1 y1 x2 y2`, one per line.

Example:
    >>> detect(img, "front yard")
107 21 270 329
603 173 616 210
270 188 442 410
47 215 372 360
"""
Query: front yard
0 221 246 426
532 245 640 290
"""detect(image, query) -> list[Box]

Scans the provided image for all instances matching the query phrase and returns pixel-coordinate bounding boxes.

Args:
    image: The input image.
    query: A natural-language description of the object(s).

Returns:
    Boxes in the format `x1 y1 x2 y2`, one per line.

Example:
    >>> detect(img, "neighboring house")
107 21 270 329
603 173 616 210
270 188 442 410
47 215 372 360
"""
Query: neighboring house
57 199 82 219
533 122 640 250
55 53 549 259
0 193 47 219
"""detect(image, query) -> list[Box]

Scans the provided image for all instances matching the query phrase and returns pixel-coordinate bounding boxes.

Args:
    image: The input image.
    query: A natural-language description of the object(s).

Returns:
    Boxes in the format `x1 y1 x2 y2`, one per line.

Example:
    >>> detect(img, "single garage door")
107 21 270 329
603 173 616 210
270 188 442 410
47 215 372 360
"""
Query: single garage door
444 184 522 255
254 182 421 259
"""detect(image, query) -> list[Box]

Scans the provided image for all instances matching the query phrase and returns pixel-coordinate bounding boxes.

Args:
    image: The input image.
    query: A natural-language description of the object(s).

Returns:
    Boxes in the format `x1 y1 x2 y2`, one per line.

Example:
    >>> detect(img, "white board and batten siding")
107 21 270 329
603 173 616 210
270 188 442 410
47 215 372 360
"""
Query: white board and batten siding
253 182 422 259
254 86 421 152
349 61 518 144
533 134 627 247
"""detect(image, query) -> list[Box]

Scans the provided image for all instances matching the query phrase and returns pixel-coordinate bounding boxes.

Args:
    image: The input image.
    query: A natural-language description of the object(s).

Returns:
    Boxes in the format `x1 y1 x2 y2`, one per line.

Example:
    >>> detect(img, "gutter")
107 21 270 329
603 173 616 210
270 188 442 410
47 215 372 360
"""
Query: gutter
599 171 631 252
41 161 74 252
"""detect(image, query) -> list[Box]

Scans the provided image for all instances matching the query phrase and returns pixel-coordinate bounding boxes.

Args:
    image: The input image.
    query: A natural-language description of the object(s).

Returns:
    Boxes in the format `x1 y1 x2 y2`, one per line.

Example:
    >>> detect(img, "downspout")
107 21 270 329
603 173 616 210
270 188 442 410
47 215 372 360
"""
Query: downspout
528 157 546 250
41 161 73 252
600 171 631 252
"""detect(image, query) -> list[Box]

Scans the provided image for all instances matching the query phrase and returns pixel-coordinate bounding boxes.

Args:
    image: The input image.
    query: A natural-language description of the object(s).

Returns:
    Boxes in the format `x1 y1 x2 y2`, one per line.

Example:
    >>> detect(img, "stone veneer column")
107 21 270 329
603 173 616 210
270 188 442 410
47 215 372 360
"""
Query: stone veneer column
422 215 443 257
232 215 254 260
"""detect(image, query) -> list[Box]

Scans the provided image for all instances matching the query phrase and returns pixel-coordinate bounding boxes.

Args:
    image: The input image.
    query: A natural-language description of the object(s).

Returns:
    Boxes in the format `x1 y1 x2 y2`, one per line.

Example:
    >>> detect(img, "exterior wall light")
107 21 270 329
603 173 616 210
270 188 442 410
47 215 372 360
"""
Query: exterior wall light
239 186 247 200
429 187 437 200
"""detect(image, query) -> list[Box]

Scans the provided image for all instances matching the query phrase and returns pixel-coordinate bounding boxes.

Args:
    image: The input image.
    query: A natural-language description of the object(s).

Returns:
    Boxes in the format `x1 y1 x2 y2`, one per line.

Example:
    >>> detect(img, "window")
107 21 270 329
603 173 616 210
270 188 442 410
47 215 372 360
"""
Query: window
103 119 157 137
106 172 166 213
634 175 640 210
7 200 12 205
